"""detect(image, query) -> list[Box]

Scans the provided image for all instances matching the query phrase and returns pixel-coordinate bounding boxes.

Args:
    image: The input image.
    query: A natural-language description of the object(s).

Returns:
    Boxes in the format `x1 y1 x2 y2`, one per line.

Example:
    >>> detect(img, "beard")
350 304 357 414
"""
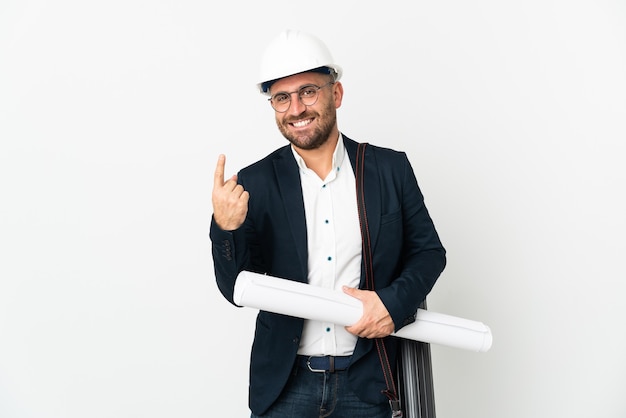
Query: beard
276 100 337 150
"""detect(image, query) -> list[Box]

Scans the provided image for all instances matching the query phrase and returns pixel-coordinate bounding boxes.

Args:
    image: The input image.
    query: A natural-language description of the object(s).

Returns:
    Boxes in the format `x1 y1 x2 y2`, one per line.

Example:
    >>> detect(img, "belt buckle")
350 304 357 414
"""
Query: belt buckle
306 355 334 373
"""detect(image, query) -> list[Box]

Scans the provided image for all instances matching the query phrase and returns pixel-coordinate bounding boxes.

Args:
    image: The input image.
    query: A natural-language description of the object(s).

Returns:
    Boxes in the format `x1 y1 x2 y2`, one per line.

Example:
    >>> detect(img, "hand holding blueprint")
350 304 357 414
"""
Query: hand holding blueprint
233 271 492 352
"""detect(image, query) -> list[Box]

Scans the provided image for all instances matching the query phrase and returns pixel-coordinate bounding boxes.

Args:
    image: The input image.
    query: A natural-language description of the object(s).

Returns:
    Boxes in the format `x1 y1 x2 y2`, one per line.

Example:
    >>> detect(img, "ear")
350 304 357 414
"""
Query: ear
333 81 344 109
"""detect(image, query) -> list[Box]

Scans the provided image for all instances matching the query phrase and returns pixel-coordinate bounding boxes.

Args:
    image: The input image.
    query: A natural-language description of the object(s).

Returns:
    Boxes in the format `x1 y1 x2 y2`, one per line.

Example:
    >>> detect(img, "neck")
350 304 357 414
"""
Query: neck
294 132 340 179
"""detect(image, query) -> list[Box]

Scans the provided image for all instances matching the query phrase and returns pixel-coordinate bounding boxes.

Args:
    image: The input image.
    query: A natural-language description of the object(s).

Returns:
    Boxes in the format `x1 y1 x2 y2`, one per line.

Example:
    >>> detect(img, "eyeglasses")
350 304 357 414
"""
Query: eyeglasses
268 81 334 113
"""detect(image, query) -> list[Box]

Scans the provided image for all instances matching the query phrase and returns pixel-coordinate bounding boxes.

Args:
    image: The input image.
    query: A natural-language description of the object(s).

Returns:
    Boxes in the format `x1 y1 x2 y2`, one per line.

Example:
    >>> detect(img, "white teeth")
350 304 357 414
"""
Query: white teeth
292 119 312 128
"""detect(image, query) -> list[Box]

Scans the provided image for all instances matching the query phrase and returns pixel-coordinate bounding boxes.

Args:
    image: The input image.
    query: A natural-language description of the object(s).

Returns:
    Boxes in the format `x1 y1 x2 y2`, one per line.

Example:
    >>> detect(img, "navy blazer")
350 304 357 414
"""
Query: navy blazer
210 135 446 415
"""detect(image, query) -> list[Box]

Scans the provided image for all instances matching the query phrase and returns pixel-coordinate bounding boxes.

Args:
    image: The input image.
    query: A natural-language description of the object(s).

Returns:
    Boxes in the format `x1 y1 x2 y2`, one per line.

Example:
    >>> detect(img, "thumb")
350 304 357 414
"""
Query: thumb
342 286 362 300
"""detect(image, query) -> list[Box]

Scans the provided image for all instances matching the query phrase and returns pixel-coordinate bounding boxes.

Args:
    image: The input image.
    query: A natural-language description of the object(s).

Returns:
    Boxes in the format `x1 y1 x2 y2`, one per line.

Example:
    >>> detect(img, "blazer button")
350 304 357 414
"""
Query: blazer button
222 240 232 260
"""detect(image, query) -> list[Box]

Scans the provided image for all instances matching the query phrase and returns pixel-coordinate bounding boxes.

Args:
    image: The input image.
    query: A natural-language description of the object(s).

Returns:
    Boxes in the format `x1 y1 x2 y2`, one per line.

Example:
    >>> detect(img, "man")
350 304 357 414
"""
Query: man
210 29 446 418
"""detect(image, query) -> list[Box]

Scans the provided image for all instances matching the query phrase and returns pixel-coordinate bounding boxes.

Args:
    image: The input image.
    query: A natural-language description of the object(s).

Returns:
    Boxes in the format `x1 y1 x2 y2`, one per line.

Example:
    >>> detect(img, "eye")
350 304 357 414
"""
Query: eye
273 93 289 103
299 86 318 98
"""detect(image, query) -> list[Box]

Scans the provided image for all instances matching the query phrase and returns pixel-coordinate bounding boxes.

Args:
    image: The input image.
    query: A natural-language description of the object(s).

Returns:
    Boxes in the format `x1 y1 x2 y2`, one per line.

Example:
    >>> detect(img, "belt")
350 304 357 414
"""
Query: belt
296 355 351 373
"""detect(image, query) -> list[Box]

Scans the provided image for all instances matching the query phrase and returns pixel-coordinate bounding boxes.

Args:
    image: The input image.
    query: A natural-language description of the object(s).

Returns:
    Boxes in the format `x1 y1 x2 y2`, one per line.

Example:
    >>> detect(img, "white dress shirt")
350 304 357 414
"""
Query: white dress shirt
291 135 362 356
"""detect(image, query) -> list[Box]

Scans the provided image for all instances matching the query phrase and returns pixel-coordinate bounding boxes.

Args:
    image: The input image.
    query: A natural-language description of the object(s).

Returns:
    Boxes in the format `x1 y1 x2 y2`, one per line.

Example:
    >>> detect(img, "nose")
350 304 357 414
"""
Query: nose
286 92 307 115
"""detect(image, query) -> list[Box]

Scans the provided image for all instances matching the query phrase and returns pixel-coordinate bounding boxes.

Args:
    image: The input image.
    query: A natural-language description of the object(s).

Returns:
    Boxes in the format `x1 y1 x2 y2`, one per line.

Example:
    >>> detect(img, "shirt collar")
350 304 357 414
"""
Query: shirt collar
291 133 345 175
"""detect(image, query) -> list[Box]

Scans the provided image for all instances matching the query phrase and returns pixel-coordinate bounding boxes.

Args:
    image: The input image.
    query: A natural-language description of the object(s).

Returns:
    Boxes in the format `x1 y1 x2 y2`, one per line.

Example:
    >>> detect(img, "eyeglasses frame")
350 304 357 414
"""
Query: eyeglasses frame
267 81 335 113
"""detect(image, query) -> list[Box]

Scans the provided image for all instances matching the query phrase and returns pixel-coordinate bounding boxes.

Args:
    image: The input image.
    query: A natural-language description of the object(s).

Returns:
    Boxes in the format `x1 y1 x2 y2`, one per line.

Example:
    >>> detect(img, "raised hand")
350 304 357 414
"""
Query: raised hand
212 154 249 231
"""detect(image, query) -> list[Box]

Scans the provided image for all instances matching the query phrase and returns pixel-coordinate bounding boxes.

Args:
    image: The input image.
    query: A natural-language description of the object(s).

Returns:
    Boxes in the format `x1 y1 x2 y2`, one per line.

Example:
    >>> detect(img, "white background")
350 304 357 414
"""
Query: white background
1 1 625 417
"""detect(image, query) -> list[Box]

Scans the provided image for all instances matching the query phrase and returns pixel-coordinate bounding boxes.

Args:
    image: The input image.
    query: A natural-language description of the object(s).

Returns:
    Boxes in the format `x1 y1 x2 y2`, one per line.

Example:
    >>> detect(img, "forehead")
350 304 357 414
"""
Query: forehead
270 71 329 94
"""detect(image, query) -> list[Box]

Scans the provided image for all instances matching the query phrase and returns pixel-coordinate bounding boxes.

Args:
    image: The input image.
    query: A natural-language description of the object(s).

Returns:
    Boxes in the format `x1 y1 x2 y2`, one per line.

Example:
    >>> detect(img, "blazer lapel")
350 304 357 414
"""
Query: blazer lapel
273 149 309 282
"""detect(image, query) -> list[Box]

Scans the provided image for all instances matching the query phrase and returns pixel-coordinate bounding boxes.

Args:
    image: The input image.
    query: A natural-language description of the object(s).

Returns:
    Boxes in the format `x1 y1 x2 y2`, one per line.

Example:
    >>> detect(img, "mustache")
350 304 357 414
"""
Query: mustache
283 111 317 124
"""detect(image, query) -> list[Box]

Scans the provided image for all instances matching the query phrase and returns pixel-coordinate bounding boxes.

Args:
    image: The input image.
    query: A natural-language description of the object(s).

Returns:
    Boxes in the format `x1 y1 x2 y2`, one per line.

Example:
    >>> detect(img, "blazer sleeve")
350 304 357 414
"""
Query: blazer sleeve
209 215 250 305
375 152 446 331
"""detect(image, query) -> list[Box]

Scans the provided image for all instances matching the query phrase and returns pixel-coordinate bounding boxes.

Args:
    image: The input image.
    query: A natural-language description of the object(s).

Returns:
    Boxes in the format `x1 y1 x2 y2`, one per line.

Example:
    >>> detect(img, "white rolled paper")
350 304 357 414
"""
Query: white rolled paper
233 271 492 352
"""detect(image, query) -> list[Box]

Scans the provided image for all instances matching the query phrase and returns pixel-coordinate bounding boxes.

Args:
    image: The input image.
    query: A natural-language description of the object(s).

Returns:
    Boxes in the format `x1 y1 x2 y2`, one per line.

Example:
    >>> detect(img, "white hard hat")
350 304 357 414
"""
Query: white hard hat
257 29 343 95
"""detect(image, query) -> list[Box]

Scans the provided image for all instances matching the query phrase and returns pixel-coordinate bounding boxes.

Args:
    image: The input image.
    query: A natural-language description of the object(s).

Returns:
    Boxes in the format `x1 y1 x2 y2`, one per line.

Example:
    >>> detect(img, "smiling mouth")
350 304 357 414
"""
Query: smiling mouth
290 118 313 128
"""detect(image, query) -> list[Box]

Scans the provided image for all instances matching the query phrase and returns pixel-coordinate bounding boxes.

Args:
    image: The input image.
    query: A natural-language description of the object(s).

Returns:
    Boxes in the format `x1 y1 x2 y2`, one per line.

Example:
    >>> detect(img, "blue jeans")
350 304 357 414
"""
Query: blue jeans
251 364 390 418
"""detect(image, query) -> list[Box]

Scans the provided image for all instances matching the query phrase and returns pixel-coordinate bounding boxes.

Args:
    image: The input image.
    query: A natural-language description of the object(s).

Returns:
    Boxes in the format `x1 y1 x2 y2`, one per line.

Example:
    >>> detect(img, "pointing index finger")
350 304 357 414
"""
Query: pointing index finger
214 154 226 187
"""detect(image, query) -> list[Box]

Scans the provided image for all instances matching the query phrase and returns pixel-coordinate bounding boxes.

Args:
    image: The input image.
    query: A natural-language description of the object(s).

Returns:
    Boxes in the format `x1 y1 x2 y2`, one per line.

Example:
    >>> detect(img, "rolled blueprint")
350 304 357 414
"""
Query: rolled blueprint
233 270 493 352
